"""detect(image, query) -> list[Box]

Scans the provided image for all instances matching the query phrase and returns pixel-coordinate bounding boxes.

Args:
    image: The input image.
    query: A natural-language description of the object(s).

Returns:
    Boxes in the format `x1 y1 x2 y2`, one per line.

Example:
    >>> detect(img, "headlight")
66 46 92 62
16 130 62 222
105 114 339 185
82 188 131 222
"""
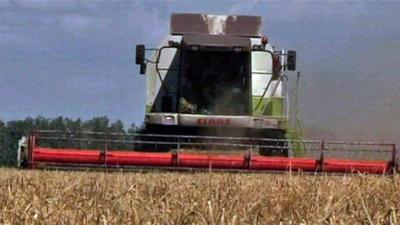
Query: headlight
233 46 243 52
190 45 200 51
162 115 176 125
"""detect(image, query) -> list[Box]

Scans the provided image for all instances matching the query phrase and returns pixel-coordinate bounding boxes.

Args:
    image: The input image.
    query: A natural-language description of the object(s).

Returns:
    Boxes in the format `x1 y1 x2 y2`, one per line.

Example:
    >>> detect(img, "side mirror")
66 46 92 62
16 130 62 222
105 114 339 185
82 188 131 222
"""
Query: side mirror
136 44 145 65
287 50 296 71
139 63 146 75
136 44 146 74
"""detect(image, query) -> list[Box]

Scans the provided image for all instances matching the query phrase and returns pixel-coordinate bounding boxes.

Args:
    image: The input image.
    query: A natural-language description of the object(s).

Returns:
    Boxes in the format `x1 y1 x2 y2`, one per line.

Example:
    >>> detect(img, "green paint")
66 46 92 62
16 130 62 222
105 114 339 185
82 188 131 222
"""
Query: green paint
145 105 152 113
252 96 306 157
279 120 288 130
286 129 306 157
252 96 284 117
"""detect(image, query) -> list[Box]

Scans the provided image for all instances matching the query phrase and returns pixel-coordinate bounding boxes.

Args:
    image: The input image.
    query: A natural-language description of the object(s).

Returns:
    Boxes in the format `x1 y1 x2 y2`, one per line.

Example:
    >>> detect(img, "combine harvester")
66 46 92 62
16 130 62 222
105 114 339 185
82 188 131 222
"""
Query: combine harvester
18 14 397 174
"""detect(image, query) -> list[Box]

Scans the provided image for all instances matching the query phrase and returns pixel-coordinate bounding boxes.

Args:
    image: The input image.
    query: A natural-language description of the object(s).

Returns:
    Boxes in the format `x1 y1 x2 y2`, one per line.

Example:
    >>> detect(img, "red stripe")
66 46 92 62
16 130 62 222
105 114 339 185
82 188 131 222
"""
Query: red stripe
179 153 246 169
33 148 102 164
251 156 317 171
323 159 389 174
31 147 391 174
106 151 173 166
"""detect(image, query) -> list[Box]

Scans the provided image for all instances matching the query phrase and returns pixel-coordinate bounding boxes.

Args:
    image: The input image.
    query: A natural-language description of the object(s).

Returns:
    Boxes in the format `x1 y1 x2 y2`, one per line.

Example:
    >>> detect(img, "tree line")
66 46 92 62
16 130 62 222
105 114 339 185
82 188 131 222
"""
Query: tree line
0 116 141 166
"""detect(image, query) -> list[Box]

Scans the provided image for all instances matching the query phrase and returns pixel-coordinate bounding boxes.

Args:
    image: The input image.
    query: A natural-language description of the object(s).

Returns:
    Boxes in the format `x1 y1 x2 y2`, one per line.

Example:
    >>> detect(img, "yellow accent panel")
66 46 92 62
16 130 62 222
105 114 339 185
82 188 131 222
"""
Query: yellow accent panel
252 96 284 117
286 130 306 157
146 105 152 113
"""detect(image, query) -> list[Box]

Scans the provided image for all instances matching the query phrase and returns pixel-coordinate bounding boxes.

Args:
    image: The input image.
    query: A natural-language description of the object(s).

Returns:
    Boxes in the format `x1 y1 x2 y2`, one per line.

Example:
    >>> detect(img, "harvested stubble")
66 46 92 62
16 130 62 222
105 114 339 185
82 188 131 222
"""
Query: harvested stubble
0 168 399 225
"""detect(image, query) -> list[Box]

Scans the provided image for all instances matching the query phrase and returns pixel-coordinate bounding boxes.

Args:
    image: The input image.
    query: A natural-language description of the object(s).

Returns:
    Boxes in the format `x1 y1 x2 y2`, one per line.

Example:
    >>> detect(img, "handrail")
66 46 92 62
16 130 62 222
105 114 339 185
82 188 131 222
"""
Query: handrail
32 130 322 143
32 130 395 155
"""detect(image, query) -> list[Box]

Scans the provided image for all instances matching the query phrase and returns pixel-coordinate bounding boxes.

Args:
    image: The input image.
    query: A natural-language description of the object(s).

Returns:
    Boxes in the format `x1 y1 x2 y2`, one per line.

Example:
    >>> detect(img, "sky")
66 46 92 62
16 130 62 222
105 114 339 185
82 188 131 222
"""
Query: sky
0 0 399 141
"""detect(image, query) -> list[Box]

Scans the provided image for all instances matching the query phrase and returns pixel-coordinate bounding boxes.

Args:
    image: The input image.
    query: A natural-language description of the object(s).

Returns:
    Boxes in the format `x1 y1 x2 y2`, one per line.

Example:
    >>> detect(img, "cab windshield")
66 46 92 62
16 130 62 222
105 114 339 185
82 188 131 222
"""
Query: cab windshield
179 50 250 115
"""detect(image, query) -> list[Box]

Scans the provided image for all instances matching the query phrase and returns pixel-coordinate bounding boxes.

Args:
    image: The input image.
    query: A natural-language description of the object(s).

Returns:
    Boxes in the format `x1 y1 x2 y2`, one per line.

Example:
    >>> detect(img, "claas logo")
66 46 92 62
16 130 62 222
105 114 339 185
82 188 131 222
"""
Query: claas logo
196 118 231 126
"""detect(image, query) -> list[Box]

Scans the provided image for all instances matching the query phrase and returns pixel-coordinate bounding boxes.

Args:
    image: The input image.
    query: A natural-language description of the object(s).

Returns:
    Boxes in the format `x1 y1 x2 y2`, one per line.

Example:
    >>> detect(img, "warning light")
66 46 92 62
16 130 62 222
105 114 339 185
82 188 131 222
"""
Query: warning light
261 36 269 45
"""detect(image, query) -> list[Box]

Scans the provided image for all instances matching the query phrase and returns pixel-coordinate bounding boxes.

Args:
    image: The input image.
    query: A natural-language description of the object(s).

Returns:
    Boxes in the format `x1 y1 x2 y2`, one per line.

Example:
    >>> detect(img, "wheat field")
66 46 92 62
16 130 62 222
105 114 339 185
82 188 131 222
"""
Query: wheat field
0 168 399 225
